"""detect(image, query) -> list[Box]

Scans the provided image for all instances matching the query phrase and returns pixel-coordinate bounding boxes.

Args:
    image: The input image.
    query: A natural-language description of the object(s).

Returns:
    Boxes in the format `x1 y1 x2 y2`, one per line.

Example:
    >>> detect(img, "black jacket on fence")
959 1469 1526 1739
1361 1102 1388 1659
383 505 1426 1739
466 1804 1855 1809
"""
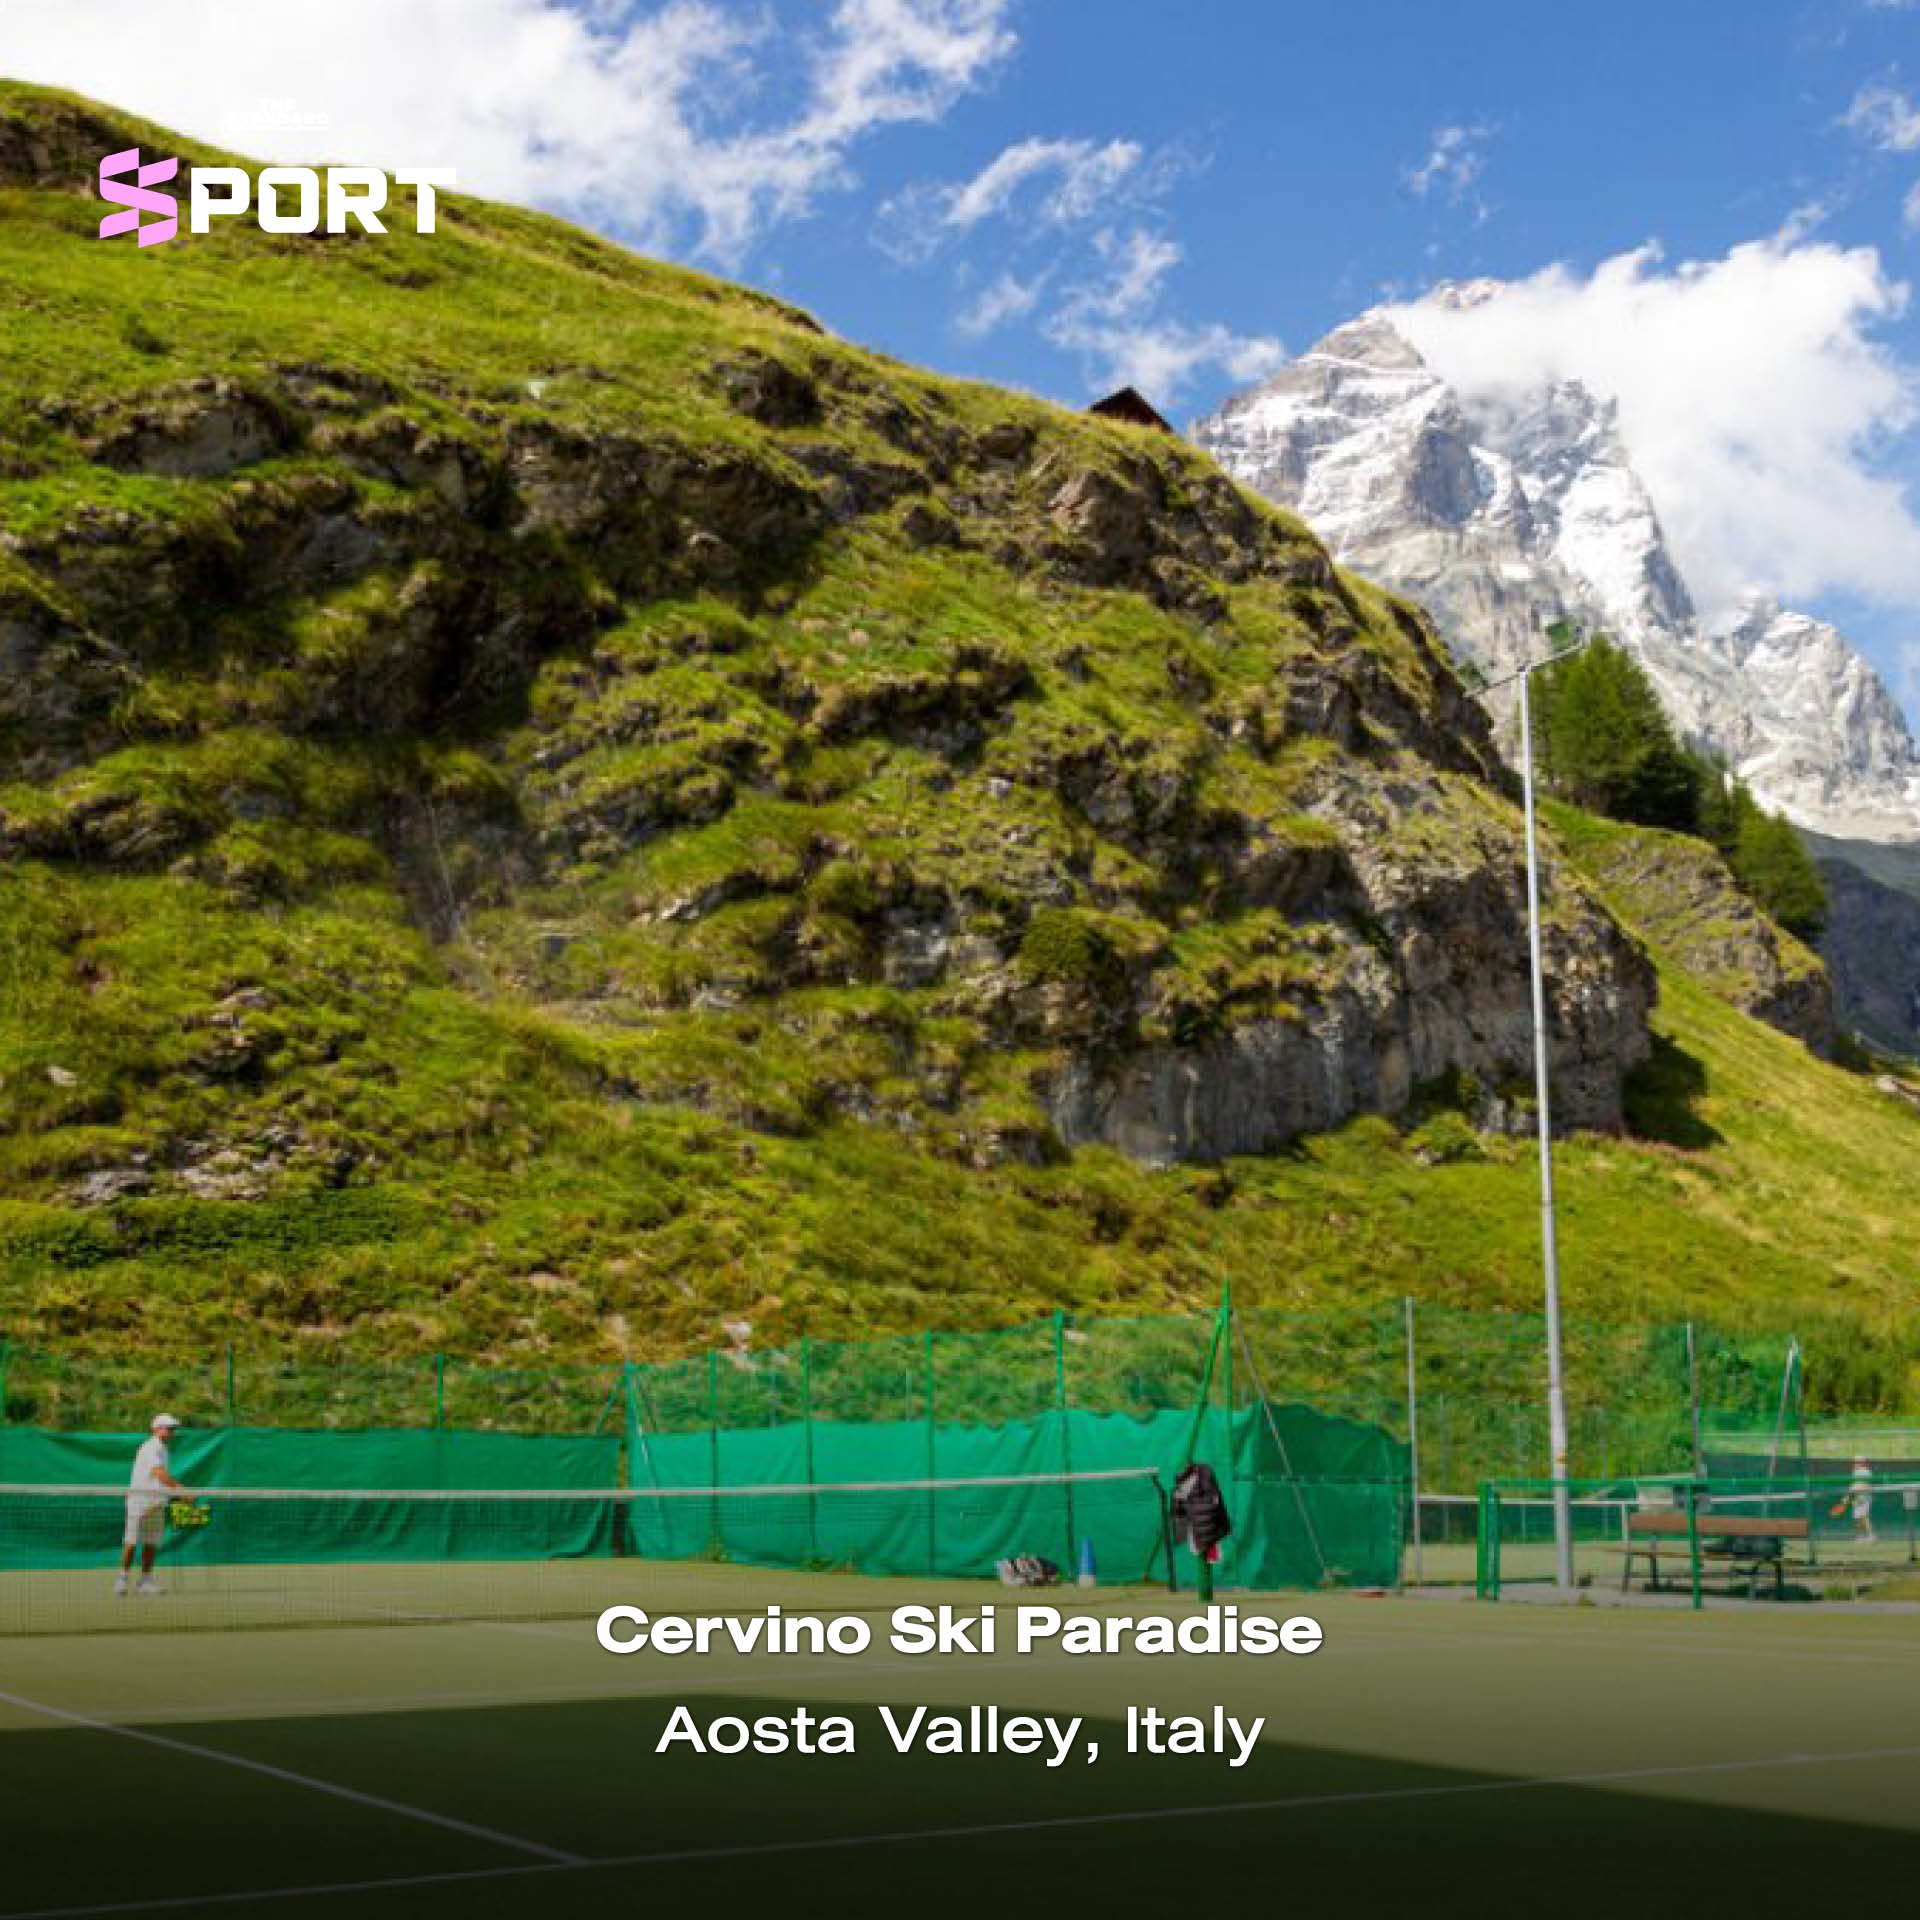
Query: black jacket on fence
1170 1462 1232 1553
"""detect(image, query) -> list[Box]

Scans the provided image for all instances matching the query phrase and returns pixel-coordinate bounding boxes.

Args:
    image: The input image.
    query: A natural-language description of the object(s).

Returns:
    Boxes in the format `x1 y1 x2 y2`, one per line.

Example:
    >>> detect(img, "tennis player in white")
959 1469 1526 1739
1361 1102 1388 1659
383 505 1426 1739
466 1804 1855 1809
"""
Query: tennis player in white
116 1413 188 1597
1849 1456 1877 1547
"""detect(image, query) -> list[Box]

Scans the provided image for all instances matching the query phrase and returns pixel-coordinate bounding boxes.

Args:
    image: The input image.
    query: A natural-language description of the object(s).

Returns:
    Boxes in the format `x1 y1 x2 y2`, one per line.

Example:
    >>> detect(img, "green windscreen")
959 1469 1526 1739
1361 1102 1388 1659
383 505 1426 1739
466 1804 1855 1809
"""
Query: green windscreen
0 1427 621 1569
630 1398 1407 1589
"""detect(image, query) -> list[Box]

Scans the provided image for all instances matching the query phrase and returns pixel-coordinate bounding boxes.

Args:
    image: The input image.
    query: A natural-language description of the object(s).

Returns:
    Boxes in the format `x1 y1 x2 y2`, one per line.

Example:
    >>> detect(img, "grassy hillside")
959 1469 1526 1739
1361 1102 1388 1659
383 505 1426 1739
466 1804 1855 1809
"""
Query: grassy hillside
1 82 1917 1409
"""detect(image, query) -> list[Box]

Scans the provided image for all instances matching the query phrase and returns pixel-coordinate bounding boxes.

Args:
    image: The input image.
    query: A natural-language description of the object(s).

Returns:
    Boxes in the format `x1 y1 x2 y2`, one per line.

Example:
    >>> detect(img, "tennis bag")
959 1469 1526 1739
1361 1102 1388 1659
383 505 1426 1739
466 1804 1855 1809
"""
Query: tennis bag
1170 1462 1232 1554
995 1555 1062 1587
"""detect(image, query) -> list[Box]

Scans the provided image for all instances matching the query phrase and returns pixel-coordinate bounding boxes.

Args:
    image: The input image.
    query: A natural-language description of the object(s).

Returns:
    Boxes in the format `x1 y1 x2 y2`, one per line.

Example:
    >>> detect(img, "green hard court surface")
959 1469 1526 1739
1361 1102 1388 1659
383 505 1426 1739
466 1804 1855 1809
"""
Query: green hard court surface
1 1570 1918 1918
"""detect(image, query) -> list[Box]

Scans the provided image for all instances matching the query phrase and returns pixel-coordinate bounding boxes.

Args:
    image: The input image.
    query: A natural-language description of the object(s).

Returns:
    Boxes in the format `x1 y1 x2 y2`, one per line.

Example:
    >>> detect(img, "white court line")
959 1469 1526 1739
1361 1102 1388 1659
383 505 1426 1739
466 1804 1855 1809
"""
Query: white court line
10 1738 1920 1919
0 1687 582 1867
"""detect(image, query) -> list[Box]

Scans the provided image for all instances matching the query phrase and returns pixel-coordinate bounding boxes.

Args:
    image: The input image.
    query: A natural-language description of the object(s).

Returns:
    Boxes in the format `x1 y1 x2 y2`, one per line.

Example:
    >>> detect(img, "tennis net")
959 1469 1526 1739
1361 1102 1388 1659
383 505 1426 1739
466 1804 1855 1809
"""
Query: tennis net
0 1469 1170 1636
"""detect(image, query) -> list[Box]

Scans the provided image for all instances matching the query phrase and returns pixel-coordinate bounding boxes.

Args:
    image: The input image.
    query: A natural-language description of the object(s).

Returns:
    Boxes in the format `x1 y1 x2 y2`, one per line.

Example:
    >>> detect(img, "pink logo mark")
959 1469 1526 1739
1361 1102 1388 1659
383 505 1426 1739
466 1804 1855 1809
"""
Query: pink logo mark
98 147 179 247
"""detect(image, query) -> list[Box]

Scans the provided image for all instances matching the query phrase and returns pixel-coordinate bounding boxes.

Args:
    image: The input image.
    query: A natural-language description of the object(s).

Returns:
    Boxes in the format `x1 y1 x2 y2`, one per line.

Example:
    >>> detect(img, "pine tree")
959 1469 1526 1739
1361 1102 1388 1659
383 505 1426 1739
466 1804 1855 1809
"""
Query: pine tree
1686 761 1828 942
1732 810 1828 942
1534 635 1700 830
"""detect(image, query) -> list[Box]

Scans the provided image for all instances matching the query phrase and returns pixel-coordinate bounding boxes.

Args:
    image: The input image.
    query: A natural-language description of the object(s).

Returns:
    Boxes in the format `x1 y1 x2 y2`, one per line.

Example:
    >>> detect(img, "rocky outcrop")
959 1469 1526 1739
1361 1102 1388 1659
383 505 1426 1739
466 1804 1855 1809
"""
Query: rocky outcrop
84 379 303 480
1046 913 1652 1166
1817 858 1920 1057
1567 823 1836 1057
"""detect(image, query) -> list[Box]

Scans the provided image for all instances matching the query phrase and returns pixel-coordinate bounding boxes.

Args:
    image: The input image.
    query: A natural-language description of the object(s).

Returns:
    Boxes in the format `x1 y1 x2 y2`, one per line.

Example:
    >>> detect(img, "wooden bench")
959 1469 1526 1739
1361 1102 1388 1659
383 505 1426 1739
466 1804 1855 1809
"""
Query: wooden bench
1617 1510 1809 1598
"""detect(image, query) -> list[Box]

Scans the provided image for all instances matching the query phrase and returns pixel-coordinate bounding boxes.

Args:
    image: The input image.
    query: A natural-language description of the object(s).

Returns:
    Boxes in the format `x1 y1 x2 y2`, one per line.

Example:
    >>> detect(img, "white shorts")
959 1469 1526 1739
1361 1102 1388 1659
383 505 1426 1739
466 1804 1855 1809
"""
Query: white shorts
123 1496 165 1548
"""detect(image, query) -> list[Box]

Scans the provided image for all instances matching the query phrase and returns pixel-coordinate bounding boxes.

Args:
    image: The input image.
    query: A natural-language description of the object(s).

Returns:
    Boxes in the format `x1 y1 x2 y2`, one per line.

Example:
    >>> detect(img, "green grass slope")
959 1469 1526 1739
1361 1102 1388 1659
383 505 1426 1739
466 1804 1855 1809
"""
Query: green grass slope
1 83 1916 1407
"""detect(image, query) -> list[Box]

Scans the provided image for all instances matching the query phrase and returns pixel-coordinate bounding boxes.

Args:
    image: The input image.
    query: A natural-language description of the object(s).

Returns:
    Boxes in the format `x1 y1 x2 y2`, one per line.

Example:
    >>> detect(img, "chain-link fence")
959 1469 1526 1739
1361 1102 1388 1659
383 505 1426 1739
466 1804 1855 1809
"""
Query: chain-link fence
0 1305 1810 1497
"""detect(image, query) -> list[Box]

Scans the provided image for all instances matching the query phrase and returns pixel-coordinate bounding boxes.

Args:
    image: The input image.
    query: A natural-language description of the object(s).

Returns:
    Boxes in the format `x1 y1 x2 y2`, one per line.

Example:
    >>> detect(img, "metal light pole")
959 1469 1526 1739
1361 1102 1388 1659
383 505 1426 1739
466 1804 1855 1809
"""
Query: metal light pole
1476 638 1587 1591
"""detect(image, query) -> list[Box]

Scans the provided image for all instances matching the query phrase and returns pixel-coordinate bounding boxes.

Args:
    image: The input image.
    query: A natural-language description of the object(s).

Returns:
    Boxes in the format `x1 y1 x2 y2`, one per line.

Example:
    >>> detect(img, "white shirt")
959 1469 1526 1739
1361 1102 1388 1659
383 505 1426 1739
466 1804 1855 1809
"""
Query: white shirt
129 1436 170 1493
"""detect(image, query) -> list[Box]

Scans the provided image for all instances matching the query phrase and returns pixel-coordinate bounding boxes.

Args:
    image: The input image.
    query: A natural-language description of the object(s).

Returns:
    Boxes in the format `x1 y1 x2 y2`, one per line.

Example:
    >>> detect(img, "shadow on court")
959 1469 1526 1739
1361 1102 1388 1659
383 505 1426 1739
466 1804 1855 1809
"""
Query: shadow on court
3 1691 1919 1918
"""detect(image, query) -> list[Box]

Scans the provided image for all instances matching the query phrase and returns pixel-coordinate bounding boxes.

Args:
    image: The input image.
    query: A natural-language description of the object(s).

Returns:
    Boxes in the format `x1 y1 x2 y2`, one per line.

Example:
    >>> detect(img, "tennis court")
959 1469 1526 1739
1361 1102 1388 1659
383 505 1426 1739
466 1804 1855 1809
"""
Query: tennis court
3 1565 1919 1917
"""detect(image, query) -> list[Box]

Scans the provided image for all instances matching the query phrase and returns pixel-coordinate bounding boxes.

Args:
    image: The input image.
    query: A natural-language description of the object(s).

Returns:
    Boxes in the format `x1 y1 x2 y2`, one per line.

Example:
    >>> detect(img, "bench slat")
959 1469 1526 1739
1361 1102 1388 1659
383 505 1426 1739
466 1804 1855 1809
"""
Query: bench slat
1626 1512 1807 1539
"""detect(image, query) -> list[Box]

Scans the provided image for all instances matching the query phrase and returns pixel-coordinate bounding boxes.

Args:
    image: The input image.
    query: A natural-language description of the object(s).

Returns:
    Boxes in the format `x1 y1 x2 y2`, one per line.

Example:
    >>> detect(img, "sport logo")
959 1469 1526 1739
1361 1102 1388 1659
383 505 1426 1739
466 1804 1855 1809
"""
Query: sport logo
95 152 454 246
98 147 179 248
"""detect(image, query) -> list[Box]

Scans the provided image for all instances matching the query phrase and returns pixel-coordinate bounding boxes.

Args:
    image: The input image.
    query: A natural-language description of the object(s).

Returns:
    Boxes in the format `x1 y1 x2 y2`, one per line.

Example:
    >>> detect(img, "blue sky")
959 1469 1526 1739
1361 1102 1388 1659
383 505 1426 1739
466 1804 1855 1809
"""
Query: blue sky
5 0 1920 692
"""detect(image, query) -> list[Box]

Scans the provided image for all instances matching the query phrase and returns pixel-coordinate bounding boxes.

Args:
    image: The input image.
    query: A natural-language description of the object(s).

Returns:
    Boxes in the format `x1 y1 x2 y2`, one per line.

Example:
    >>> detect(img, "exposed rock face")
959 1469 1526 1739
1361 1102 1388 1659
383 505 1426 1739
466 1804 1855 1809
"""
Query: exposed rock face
1193 307 1920 844
85 380 301 480
1047 863 1654 1165
1816 859 1920 1057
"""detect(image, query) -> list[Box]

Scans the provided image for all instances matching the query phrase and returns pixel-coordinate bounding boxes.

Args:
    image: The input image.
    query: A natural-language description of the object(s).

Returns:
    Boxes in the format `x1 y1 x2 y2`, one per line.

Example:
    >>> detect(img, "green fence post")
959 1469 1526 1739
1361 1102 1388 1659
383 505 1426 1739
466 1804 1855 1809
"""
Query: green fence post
225 1347 236 1426
1686 1480 1703 1612
1404 1298 1422 1588
434 1354 446 1430
802 1335 818 1562
1488 1484 1499 1600
1474 1484 1487 1600
0 1340 9 1425
1685 1322 1705 1480
1181 1290 1229 1606
707 1348 721 1552
1054 1310 1076 1571
925 1330 937 1577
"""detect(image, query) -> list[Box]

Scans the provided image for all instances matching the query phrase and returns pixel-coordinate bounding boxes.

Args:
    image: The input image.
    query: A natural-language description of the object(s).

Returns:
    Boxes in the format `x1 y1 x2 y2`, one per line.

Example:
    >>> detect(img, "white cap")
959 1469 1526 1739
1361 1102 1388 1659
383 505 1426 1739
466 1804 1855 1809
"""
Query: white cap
151 1413 180 1430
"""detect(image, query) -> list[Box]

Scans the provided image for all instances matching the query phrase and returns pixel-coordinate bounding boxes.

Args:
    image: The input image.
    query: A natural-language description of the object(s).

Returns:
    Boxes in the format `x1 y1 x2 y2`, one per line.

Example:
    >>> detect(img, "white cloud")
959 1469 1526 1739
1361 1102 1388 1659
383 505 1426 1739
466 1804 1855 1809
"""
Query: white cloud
1044 227 1283 400
0 0 1015 265
955 267 1047 338
883 136 1277 401
1843 80 1920 152
1388 239 1920 618
876 135 1148 260
1403 124 1491 202
952 138 1143 230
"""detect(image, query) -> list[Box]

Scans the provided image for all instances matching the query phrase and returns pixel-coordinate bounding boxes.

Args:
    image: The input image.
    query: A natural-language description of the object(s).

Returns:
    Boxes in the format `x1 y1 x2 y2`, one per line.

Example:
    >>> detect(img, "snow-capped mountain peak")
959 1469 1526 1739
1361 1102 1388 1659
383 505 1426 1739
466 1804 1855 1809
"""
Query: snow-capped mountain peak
1194 307 1920 842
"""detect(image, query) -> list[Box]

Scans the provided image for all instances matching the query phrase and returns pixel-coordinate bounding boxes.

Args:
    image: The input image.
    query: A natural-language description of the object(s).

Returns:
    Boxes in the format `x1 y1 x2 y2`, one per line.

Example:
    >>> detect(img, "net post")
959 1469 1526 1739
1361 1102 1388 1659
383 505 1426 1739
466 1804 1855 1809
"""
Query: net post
1404 1297 1422 1587
1159 1477 1178 1594
1187 1284 1232 1606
